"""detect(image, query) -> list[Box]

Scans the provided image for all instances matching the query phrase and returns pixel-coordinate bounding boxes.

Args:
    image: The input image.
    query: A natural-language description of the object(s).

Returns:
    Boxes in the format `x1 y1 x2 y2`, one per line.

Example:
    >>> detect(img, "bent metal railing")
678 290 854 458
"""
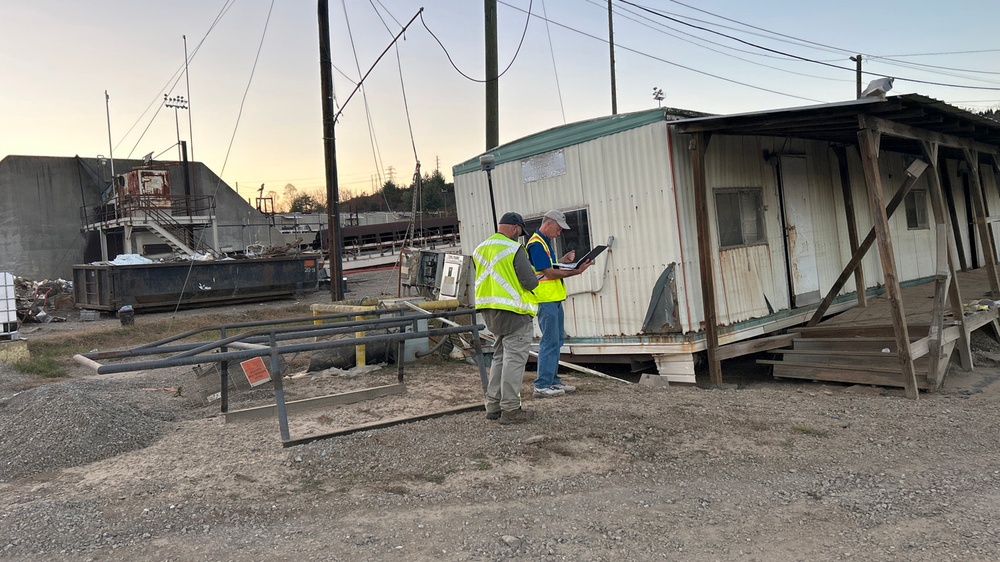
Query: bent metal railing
74 307 488 445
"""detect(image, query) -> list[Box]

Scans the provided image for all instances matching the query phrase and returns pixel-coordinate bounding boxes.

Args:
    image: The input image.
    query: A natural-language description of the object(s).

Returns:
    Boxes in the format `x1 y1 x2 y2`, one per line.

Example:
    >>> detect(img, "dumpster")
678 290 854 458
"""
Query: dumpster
72 256 318 312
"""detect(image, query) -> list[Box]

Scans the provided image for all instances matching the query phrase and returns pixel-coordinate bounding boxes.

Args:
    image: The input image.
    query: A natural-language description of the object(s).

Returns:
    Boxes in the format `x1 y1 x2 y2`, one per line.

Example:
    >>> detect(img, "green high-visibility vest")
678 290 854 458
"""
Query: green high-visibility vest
473 233 538 316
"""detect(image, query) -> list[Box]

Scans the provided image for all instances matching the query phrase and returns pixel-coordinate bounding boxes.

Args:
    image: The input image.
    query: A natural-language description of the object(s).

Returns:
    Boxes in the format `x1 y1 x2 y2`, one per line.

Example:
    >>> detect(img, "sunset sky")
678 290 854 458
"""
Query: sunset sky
3 1 998 205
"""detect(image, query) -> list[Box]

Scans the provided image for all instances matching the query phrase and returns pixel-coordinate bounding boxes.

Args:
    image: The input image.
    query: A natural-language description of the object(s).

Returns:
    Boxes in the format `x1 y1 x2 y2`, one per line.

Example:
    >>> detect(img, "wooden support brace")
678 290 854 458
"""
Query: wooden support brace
806 157 928 327
857 119 919 399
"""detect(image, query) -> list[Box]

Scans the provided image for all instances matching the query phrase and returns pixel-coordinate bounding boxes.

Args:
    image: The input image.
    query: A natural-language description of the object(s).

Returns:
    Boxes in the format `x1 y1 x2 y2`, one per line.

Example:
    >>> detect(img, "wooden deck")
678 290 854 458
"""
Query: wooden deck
761 268 1000 391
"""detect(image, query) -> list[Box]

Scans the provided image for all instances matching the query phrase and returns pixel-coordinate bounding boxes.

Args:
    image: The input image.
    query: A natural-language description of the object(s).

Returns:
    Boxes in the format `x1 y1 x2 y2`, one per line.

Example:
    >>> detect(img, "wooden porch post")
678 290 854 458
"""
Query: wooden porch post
832 144 866 308
922 141 971 383
691 132 722 386
920 141 972 376
964 148 1000 297
857 116 919 399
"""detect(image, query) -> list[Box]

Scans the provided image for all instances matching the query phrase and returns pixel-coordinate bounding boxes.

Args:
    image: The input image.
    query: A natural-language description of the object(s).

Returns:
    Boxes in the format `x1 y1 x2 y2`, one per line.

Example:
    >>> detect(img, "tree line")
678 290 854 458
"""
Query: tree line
274 169 456 216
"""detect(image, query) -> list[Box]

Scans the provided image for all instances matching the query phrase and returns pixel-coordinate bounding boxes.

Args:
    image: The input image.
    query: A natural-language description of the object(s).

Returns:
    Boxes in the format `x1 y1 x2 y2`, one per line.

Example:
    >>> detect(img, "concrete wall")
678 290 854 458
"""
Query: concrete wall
0 155 279 280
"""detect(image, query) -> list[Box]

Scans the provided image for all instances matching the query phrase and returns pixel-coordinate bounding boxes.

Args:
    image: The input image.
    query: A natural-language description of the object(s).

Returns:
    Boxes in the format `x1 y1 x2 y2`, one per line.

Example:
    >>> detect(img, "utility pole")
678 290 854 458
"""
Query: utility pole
608 0 617 115
485 0 499 150
319 0 344 301
850 54 862 99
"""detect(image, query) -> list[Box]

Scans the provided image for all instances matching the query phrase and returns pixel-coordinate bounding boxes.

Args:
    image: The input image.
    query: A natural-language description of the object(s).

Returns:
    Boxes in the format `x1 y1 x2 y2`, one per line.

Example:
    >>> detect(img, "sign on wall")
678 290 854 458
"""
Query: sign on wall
521 149 566 183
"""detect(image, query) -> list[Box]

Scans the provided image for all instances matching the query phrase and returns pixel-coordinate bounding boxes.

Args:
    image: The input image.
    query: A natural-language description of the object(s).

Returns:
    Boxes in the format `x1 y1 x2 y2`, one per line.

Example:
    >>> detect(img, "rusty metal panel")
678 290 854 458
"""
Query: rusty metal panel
123 169 171 207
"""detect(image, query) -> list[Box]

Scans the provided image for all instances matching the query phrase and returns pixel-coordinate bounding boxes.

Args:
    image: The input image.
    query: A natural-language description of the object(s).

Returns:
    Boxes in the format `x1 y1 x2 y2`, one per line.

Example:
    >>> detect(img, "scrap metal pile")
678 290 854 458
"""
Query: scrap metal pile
14 277 73 323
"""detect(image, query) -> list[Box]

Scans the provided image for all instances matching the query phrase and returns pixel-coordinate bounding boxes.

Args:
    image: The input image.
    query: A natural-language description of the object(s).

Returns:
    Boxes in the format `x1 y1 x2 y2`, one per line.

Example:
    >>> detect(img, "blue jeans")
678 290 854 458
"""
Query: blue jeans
534 301 565 389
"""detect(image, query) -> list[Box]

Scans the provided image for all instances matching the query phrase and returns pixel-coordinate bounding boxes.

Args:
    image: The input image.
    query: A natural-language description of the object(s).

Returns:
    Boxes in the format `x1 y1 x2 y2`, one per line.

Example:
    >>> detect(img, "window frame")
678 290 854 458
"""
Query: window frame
714 187 768 250
523 208 592 258
904 189 930 230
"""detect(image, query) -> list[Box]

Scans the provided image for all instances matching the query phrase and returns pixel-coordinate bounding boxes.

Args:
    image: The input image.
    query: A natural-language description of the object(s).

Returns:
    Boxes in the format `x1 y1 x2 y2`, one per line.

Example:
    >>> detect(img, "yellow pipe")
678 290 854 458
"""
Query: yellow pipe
355 315 366 367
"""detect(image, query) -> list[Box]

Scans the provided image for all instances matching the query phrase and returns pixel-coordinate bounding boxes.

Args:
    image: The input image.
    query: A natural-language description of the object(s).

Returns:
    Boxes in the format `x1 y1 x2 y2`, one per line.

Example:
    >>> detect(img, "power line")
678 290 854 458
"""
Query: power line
620 0 1000 92
652 0 1000 83
592 0 849 84
497 0 825 103
117 0 239 156
419 0 534 83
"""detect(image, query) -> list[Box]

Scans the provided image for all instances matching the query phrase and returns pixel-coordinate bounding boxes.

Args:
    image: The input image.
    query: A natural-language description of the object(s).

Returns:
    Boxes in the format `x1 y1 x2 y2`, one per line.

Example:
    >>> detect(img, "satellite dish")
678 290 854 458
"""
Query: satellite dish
861 77 894 99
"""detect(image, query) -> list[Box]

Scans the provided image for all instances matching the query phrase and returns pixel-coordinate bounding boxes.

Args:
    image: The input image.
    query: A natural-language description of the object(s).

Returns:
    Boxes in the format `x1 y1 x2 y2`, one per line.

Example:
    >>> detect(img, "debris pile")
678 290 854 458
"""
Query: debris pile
14 277 73 323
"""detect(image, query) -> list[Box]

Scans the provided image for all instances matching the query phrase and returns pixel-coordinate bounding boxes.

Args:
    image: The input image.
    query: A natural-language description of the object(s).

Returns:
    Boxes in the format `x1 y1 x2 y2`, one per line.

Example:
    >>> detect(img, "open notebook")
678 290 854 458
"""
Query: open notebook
552 245 607 270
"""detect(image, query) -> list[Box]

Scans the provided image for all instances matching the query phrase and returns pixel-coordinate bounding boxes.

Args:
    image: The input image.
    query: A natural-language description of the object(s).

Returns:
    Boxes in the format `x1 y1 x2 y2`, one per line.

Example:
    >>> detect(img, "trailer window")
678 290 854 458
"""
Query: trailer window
715 188 766 248
904 189 929 230
523 209 591 257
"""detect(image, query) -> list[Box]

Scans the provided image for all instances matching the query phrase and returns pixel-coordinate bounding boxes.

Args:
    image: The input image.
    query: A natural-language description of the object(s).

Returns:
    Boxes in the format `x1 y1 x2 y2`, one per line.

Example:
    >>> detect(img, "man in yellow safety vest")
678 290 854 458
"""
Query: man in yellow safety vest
473 212 539 424
526 210 592 398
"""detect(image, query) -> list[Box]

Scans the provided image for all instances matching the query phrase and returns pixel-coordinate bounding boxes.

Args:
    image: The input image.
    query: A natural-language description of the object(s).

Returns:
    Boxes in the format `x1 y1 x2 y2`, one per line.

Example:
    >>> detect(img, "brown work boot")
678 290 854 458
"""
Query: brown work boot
498 408 535 425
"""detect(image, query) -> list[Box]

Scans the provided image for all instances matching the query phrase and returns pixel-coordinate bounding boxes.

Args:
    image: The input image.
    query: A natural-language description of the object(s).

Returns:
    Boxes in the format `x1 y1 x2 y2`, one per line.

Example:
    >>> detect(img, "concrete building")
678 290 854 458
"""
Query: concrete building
0 155 279 280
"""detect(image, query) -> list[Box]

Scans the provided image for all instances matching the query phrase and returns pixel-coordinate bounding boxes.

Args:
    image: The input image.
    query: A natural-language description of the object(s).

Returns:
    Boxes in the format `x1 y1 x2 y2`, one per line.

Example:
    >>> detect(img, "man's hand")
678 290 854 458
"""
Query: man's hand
560 250 576 264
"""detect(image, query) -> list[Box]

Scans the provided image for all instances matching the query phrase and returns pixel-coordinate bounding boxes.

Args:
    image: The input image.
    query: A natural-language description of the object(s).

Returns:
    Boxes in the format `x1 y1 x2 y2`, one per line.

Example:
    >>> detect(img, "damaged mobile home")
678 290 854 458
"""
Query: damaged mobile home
453 94 1000 396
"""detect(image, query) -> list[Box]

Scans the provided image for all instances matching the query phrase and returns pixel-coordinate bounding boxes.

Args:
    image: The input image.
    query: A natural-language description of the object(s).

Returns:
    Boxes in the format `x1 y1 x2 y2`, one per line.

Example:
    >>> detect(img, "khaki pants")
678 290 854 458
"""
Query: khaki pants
485 320 533 412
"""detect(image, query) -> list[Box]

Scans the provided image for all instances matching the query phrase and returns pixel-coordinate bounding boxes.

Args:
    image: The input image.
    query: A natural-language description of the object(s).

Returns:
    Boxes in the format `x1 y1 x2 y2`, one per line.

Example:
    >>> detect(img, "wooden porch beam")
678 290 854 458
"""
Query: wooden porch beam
806 158 928 327
691 132 723 386
857 123 919 399
862 115 999 156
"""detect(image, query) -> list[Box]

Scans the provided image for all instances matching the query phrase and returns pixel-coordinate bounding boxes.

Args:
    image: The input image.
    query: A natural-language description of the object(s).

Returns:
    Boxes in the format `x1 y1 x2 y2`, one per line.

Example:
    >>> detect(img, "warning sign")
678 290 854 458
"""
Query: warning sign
240 357 272 387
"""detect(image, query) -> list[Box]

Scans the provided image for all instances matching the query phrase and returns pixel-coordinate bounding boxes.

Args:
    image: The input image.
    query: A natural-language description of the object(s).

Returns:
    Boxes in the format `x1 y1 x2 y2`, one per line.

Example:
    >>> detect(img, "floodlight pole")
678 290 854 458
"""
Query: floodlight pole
164 95 188 161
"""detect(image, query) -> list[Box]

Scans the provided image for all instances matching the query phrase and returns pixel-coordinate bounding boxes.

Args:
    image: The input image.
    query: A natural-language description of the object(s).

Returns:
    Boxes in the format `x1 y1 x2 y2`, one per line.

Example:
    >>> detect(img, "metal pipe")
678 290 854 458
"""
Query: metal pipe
75 324 485 375
269 332 291 441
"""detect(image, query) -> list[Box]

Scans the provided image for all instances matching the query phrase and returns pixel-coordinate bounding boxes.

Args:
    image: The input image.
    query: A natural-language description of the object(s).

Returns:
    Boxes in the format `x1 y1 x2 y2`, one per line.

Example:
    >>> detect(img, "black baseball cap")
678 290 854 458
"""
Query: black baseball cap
499 212 526 230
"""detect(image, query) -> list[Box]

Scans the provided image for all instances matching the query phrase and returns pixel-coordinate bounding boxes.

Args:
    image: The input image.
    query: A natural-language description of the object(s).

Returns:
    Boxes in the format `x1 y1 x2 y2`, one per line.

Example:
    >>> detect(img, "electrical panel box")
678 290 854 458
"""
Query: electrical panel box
439 254 469 301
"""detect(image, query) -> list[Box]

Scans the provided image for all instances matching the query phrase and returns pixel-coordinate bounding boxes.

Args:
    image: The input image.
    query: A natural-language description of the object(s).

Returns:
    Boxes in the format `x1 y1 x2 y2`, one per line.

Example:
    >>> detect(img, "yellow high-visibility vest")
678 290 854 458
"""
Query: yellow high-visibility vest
526 232 567 303
473 233 538 316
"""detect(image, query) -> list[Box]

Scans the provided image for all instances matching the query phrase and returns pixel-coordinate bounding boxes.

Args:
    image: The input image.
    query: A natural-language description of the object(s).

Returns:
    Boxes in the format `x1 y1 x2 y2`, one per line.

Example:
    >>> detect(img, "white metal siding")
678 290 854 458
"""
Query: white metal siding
454 122 996 343
456 122 683 337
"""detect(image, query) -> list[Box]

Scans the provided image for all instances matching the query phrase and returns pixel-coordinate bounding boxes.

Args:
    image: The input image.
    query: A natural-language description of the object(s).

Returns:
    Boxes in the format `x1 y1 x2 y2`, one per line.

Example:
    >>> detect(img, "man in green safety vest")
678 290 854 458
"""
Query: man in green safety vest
472 212 539 424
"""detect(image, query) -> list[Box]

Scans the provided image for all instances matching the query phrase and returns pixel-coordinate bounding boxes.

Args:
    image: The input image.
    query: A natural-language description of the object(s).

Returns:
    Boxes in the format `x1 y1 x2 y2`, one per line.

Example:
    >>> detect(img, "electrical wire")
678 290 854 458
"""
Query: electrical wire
342 0 388 205
419 0 534 83
369 0 419 162
497 0 825 103
541 0 567 123
620 0 1000 92
116 0 239 156
651 0 1000 83
172 0 276 313
595 0 850 83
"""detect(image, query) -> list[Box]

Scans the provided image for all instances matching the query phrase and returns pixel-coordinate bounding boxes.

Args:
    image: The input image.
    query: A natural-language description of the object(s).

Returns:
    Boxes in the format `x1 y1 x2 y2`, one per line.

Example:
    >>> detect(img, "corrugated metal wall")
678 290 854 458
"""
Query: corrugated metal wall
455 122 1000 342
456 122 682 338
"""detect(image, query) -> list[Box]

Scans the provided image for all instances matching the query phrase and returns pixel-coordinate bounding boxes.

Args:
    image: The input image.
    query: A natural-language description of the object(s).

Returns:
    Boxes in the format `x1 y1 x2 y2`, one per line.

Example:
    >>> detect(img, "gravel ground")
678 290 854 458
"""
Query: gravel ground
1 267 1000 561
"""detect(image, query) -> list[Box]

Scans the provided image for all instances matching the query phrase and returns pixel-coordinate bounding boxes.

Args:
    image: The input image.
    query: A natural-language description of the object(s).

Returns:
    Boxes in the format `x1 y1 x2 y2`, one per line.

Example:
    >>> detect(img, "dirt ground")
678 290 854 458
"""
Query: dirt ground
2 270 1000 561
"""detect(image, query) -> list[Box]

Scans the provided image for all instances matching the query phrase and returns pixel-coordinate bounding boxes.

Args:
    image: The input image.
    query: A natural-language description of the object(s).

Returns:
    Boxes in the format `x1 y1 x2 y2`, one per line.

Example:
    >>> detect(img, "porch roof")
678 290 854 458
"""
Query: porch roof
673 94 1000 156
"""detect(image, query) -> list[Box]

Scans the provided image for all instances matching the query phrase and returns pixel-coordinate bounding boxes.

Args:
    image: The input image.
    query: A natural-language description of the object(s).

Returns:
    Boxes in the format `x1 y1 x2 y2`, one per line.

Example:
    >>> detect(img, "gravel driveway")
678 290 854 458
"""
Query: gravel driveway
1 268 999 561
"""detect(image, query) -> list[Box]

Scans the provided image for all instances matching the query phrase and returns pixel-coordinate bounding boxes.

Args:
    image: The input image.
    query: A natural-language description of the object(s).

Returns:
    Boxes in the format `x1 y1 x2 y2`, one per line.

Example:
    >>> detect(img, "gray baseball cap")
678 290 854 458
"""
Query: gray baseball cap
543 209 570 229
